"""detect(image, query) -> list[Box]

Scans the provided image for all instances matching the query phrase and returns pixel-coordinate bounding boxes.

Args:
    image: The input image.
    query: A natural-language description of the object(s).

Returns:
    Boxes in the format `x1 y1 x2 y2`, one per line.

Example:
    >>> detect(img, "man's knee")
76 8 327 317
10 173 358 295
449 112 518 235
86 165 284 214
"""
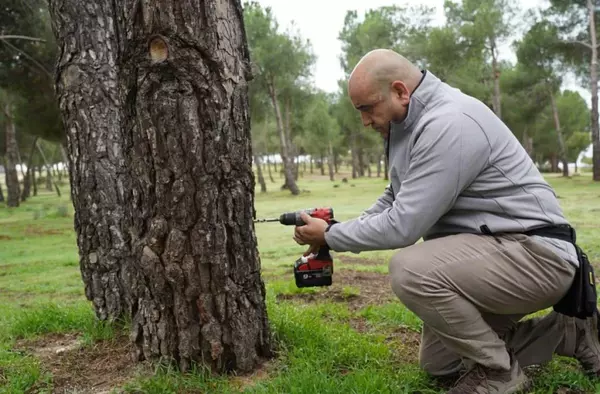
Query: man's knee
388 247 431 309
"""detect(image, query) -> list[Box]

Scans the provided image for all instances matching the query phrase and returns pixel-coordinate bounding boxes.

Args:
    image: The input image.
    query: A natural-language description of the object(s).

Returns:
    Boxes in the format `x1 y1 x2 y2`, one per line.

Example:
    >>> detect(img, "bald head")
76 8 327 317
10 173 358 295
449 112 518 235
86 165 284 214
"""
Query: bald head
349 49 422 95
347 49 423 138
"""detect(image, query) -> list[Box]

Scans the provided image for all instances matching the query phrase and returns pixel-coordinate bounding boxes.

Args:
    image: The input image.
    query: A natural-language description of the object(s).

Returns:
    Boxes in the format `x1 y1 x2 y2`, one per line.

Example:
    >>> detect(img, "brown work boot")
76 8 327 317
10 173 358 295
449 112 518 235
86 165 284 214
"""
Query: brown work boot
446 352 530 394
572 313 600 377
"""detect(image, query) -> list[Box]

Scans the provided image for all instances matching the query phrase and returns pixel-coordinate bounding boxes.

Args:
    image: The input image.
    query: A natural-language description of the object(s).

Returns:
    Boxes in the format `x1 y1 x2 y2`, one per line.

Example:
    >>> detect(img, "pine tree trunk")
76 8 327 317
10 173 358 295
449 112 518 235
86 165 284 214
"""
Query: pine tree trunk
49 0 131 322
320 152 325 176
327 142 335 182
268 81 299 195
310 157 313 174
3 103 21 207
549 90 569 177
351 133 358 179
0 181 4 202
588 0 600 181
32 166 37 196
50 0 272 373
358 147 365 177
254 155 267 193
21 137 38 201
491 41 502 119
266 156 275 182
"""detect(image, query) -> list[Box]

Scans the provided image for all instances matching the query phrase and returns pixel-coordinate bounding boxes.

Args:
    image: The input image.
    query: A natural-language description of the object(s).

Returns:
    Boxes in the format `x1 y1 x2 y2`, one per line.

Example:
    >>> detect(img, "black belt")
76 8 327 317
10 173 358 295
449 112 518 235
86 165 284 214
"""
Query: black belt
523 224 576 244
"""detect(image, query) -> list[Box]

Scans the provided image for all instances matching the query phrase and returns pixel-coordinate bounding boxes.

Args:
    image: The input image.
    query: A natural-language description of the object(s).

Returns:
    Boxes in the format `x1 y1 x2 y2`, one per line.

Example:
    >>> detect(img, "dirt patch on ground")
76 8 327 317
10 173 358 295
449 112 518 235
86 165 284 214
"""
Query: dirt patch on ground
0 234 11 241
230 359 273 392
337 255 385 266
14 332 138 393
24 226 65 236
276 268 395 310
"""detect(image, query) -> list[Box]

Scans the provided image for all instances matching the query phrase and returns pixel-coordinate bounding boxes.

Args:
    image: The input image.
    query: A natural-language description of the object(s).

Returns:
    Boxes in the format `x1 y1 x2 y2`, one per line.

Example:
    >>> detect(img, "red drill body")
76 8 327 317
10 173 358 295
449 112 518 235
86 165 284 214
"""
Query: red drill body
254 207 335 288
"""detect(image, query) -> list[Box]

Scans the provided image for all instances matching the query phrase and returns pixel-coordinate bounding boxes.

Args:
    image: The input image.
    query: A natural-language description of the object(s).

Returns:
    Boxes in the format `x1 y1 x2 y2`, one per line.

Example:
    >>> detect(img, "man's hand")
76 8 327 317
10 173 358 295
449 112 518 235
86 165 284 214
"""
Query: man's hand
293 211 328 249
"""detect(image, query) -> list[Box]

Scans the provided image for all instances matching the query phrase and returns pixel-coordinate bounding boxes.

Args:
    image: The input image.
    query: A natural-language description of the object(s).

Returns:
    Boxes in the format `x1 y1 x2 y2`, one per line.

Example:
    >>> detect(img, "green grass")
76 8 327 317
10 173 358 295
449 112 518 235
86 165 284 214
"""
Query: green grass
1 170 600 393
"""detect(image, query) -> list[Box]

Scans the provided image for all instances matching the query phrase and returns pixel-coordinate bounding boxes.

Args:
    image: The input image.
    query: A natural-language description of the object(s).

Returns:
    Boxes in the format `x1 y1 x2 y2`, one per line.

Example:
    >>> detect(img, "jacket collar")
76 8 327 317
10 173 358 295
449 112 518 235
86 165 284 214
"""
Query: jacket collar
390 70 441 133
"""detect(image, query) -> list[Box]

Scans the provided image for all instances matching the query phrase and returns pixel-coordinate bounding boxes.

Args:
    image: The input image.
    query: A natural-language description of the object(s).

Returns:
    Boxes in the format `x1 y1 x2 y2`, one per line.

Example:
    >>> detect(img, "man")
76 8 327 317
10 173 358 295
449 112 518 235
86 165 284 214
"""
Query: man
293 48 600 393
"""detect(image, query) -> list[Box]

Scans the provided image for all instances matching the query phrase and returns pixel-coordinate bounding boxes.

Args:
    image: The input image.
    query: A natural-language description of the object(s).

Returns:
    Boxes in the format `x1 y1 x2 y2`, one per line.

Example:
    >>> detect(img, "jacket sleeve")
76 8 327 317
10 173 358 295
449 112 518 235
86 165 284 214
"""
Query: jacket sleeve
361 184 394 216
324 114 491 253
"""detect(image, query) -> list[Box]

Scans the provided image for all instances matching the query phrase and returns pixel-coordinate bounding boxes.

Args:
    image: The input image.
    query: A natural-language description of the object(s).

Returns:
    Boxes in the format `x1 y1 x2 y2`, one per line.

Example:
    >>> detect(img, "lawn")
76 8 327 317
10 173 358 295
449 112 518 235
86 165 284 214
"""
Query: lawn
1 169 600 393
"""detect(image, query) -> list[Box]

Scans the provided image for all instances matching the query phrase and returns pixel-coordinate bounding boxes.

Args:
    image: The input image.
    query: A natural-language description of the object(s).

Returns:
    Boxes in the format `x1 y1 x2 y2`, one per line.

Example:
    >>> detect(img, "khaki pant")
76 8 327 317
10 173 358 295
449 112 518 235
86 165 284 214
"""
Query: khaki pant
389 232 577 374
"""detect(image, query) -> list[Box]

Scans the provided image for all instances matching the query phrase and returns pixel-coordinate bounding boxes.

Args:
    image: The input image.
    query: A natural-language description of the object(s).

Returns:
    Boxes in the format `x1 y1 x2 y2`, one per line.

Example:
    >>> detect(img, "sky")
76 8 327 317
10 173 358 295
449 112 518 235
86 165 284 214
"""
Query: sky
254 0 591 105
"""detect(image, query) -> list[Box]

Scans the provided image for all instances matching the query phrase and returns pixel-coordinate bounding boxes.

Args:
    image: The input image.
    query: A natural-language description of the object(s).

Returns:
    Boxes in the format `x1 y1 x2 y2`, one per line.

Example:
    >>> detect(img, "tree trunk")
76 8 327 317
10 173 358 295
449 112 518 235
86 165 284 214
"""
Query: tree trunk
320 152 325 175
60 144 70 174
358 146 365 177
36 141 60 194
550 153 559 172
3 103 21 207
588 0 600 181
327 142 335 182
32 165 37 196
310 157 313 174
549 90 569 177
50 0 272 374
377 154 382 177
268 81 299 195
351 133 358 179
254 155 267 193
490 40 502 119
0 181 4 202
266 156 275 182
334 153 338 173
21 137 38 201
49 0 131 322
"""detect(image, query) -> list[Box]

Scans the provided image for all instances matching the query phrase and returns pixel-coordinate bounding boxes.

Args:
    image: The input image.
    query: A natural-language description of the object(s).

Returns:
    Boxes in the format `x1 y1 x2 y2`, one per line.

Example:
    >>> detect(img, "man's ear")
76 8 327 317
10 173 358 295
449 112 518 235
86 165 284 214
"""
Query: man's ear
391 80 410 104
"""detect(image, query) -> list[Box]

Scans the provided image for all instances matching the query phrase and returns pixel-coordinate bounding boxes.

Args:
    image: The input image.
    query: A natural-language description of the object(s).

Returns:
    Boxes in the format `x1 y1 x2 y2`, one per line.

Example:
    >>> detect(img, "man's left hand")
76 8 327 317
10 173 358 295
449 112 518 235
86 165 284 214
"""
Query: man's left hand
293 211 328 247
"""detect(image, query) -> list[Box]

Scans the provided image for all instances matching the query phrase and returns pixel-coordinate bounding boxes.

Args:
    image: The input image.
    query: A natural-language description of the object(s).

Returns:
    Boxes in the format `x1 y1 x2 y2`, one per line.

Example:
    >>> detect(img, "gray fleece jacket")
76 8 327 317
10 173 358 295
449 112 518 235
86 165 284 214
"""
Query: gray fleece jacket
324 70 578 267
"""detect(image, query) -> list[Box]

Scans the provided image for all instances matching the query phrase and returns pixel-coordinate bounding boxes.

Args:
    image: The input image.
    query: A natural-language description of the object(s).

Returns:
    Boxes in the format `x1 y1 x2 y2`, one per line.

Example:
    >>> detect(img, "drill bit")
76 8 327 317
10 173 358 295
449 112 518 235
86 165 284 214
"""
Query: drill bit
253 217 281 223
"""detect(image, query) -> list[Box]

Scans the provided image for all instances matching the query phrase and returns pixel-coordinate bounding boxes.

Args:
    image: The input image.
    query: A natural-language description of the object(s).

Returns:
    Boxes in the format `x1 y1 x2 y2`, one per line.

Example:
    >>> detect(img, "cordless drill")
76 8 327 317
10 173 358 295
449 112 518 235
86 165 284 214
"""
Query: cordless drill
254 208 335 288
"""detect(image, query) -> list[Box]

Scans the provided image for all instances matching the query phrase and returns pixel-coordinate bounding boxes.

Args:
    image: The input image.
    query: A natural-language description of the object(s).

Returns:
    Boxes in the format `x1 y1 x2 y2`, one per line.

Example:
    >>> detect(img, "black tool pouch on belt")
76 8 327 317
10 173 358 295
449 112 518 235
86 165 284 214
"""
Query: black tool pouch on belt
553 244 597 319
525 225 597 319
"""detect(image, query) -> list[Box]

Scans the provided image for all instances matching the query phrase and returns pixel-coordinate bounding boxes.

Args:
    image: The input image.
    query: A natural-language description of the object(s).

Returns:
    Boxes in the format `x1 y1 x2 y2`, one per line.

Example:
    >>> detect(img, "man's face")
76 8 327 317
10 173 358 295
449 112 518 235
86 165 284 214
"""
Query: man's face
348 76 409 138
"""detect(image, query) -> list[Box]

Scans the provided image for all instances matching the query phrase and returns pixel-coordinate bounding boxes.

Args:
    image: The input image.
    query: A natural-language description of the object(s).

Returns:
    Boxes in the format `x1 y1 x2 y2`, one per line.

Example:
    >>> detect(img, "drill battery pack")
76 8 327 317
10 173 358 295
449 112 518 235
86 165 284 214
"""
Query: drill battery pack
293 246 333 288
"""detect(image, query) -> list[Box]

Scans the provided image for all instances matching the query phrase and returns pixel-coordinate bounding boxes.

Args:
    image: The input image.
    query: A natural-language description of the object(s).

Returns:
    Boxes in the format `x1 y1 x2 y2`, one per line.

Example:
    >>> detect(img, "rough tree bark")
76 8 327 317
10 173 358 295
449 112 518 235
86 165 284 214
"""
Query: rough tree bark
3 103 21 207
50 0 272 374
49 0 132 322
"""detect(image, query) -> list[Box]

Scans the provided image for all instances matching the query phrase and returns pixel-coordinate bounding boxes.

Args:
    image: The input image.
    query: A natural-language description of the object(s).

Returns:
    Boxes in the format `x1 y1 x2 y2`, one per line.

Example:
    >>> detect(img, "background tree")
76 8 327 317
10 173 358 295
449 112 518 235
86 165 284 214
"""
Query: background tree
444 0 520 119
49 0 272 373
515 20 571 175
244 1 315 194
303 92 342 181
544 0 599 180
